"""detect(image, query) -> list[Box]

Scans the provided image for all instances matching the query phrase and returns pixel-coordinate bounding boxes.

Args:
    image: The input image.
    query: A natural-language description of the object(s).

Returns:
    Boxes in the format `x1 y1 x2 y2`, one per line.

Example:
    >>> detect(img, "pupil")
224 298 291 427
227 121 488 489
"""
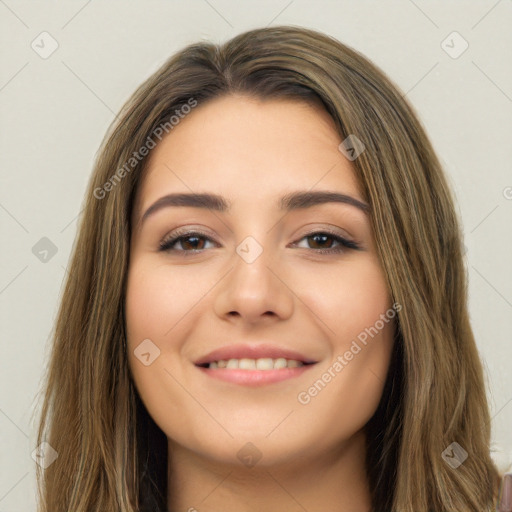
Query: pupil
184 236 203 250
312 234 331 248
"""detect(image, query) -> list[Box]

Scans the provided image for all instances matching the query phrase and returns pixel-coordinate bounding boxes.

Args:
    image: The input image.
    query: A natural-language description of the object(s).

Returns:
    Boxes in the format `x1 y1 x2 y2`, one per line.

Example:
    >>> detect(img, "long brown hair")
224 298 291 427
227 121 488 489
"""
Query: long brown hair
34 25 500 511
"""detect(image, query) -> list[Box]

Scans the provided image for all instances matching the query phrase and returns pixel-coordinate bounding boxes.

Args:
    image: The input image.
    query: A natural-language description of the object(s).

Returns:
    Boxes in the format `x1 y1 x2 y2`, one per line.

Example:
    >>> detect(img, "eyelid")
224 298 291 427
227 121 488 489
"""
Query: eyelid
294 223 355 241
163 222 356 242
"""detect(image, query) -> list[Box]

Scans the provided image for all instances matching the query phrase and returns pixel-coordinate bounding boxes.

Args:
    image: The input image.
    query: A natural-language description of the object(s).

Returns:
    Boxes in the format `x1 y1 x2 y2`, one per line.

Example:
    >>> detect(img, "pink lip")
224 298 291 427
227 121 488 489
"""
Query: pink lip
196 365 315 386
193 343 317 366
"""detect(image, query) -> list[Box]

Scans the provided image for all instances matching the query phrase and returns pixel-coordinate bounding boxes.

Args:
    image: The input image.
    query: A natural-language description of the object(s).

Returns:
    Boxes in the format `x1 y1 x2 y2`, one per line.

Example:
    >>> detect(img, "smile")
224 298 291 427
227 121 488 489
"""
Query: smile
195 359 317 386
201 357 310 370
193 343 318 386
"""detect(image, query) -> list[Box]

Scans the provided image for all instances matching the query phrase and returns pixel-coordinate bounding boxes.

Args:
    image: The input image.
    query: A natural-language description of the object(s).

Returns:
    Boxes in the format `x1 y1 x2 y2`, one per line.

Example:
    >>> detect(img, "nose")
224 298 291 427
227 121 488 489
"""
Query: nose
213 239 294 325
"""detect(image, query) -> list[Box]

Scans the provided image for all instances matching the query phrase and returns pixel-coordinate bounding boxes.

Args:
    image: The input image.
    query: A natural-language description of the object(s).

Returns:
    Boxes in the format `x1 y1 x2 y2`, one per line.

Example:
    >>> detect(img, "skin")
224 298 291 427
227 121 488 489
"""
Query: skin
125 94 396 512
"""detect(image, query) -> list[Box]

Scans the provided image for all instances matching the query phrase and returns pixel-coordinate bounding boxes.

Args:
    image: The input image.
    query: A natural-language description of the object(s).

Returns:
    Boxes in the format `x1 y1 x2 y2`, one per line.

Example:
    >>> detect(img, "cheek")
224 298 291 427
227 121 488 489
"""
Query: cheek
124 262 187 398
125 261 206 344
124 261 204 437
295 255 392 346
292 257 395 436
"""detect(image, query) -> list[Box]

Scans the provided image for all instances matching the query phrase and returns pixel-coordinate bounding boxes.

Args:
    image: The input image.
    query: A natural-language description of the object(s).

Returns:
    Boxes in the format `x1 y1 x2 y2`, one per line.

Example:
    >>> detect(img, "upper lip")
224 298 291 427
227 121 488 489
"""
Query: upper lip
194 343 318 366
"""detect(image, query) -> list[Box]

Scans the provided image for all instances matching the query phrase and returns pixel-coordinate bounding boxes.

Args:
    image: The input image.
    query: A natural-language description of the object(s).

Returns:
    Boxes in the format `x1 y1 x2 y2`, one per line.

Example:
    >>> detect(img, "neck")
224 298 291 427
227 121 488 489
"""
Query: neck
166 430 372 512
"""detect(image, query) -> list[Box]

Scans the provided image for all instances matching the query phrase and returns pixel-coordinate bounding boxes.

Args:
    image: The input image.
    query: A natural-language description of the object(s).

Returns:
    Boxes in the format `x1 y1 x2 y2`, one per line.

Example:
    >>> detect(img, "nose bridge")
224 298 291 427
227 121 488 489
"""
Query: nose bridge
231 205 279 268
212 228 294 321
232 232 276 292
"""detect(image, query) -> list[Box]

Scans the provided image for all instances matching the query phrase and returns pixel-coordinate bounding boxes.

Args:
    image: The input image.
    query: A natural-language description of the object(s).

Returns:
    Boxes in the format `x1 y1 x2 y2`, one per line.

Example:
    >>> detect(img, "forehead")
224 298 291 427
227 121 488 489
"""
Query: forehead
133 95 364 218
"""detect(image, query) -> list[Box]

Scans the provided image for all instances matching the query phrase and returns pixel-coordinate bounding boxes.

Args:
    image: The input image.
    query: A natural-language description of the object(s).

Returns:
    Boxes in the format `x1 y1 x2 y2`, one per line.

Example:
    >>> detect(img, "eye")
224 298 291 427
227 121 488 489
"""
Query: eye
159 230 217 253
291 231 361 254
158 229 361 255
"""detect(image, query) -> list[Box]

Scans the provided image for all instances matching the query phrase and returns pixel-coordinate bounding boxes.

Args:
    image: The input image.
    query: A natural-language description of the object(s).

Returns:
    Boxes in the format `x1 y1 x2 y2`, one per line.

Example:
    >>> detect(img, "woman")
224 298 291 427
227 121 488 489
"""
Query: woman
35 25 503 511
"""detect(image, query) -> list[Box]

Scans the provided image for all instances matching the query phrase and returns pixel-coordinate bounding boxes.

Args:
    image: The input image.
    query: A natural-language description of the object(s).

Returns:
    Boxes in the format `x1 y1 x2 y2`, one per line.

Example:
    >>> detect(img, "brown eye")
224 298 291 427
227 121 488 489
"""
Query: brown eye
293 231 360 253
159 231 216 253
159 229 360 256
306 233 336 249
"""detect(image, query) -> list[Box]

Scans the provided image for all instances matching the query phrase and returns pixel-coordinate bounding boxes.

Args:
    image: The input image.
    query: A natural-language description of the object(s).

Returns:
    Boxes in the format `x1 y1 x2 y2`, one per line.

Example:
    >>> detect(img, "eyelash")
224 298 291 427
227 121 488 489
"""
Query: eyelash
158 228 361 255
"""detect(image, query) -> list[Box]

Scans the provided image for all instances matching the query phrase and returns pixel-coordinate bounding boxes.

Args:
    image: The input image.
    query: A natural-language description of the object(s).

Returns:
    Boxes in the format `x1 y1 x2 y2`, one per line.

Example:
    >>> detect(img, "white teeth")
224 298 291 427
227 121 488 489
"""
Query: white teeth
206 358 305 370
256 358 274 370
239 358 256 369
273 357 287 369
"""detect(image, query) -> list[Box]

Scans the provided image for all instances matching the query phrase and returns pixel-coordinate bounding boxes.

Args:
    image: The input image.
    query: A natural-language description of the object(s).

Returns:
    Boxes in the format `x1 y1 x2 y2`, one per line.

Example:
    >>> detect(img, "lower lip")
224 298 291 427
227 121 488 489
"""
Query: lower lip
196 365 315 386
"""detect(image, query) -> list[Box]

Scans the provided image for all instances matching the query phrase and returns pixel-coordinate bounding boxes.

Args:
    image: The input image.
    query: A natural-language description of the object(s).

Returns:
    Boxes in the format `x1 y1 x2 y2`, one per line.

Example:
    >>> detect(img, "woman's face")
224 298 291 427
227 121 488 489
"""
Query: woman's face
126 94 396 467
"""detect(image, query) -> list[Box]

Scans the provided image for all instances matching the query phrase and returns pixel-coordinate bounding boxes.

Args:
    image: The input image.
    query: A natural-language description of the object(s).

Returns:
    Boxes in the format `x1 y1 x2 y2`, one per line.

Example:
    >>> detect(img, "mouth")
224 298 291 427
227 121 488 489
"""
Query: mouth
193 345 318 386
196 357 315 370
195 362 316 386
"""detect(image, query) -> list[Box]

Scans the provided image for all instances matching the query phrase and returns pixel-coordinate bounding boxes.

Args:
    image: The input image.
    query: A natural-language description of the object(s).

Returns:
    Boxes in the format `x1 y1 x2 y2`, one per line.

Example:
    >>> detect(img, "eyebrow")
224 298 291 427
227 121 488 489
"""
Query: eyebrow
139 190 371 227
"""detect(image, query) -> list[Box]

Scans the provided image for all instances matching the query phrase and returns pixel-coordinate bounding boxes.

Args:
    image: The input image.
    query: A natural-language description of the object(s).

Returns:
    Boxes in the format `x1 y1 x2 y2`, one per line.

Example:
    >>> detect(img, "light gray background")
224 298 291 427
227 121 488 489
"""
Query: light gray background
1 1 511 510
